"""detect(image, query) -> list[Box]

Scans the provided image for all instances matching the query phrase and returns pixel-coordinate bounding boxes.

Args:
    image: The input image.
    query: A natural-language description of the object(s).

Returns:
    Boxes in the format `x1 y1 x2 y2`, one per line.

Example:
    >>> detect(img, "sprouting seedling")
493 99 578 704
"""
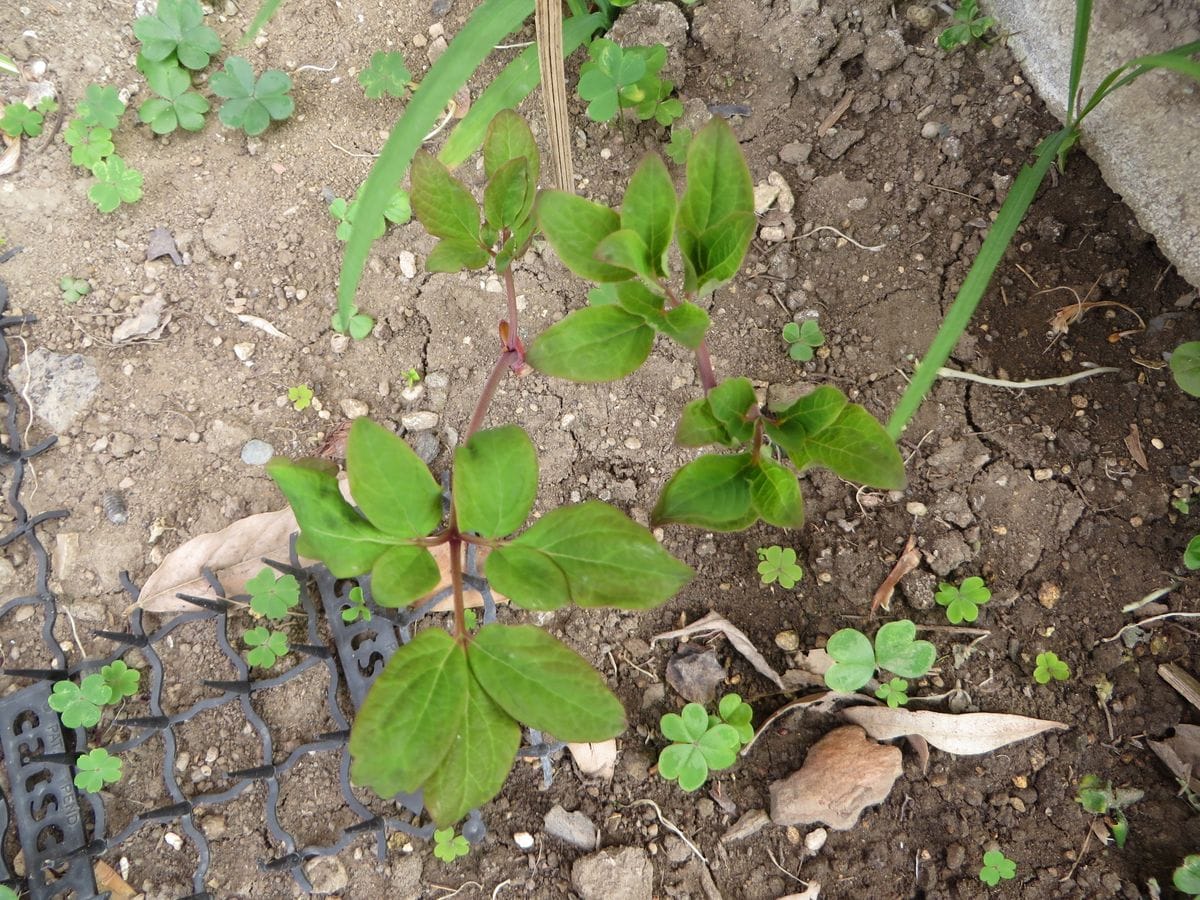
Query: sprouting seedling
133 0 221 70
89 155 143 213
782 319 824 362
576 39 681 125
978 849 1016 886
211 56 294 137
76 84 126 130
711 692 753 744
74 747 123 794
48 674 113 729
60 277 91 304
657 702 740 791
935 575 991 624
1186 535 1200 571
100 660 141 701
433 828 470 862
462 608 478 631
0 102 46 138
824 620 935 694
246 568 300 620
63 121 115 169
938 0 996 53
359 51 412 100
288 384 314 411
1075 775 1143 848
664 126 693 165
403 368 422 389
1176 855 1200 895
138 61 210 134
756 545 803 589
1173 498 1191 515
329 189 411 242
1033 651 1070 684
341 585 372 624
875 676 910 708
331 303 374 340
244 626 289 668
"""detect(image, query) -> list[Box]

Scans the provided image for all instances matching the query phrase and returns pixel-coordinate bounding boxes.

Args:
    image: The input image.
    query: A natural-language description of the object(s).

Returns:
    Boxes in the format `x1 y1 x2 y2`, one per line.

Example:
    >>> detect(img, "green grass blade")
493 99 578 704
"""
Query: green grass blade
337 0 534 332
438 11 605 169
1078 42 1200 121
886 128 1071 439
1066 0 1093 122
240 0 285 46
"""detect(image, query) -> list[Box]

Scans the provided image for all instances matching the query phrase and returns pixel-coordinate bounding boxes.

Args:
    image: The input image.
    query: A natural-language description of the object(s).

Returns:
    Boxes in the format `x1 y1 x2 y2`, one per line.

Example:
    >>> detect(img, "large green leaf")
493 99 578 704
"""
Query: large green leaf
422 670 521 825
691 211 756 295
594 228 654 280
621 153 676 277
267 458 393 576
410 150 483 243
678 118 753 235
483 108 539 182
660 303 710 350
749 458 804 528
707 377 757 444
768 402 905 490
535 191 630 282
1171 341 1200 397
526 306 654 382
347 418 443 537
675 398 731 447
486 501 692 609
768 385 847 435
453 425 538 538
469 624 626 741
349 628 468 795
651 453 758 531
483 156 530 232
371 544 441 607
426 237 492 273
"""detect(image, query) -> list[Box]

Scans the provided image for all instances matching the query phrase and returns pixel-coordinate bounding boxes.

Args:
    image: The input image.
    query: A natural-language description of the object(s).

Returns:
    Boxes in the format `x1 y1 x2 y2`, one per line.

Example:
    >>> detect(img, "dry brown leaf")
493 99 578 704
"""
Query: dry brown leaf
1149 724 1200 794
872 534 920 613
740 690 845 756
842 707 1067 755
95 859 139 899
567 740 617 781
1158 663 1200 713
651 611 785 690
0 130 20 176
112 295 169 343
1125 423 1149 471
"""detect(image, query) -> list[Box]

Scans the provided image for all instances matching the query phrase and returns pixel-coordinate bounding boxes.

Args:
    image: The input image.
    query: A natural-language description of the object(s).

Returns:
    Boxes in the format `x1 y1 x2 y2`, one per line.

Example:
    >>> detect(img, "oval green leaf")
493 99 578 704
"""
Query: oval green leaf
535 190 630 283
678 117 753 235
347 418 443 538
526 306 654 382
824 628 875 692
873 619 936 678
453 424 538 538
749 458 805 528
371 544 441 607
410 149 482 242
651 453 757 531
620 153 676 276
1171 341 1200 397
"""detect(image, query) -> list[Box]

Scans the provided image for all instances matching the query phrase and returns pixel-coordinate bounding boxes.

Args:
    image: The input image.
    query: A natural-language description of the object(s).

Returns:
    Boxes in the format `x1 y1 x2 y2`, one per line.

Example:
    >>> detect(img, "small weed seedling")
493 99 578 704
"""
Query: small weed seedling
711 692 754 744
138 62 210 134
757 545 803 589
938 0 997 52
577 39 682 125
48 674 112 729
433 828 470 862
89 155 143 213
1033 651 1070 684
978 849 1016 886
74 747 123 793
664 126 693 164
1185 534 1200 571
0 99 50 138
60 277 91 304
330 303 375 340
782 319 824 362
1172 342 1200 397
342 585 372 624
63 121 114 169
101 660 141 701
403 367 422 389
1173 498 1191 516
935 575 991 624
875 676 910 707
133 0 221 70
329 188 411 242
359 51 413 100
658 702 741 791
1176 855 1200 895
211 57 294 136
825 620 935 694
76 84 126 130
288 384 314 411
247 567 300 619
244 626 289 668
1076 774 1143 848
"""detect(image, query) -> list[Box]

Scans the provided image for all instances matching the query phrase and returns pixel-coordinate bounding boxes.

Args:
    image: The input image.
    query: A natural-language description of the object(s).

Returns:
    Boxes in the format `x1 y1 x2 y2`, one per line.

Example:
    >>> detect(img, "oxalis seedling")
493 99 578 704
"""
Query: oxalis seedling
89 155 143 214
76 84 126 130
1033 651 1070 684
757 545 803 589
359 51 413 100
63 121 115 169
342 585 372 624
0 97 56 138
133 0 220 70
244 626 289 668
824 620 935 695
210 56 294 137
978 849 1016 886
47 661 140 729
935 575 991 624
576 39 681 125
1177 855 1200 895
288 384 314 411
138 61 210 134
938 0 997 53
781 319 824 362
1075 774 1143 848
433 828 470 862
657 694 752 791
328 187 411 242
60 277 91 304
75 747 123 794
247 567 300 619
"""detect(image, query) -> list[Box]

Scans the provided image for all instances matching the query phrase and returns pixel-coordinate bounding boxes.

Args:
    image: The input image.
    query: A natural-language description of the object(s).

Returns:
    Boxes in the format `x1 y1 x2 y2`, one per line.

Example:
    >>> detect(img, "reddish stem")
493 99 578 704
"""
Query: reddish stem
661 280 718 394
449 536 466 645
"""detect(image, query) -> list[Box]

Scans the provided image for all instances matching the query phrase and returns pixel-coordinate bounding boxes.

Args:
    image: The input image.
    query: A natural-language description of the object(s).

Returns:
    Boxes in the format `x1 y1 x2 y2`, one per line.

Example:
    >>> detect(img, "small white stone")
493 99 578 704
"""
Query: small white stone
804 827 828 854
624 436 642 450
402 411 439 432
400 384 425 404
340 398 369 419
240 440 274 466
760 225 787 242
560 413 576 430
164 832 184 851
330 333 350 354
398 250 417 279
513 832 535 850
233 342 255 361
1033 468 1054 481
905 501 927 516
921 121 941 139
1151 437 1164 450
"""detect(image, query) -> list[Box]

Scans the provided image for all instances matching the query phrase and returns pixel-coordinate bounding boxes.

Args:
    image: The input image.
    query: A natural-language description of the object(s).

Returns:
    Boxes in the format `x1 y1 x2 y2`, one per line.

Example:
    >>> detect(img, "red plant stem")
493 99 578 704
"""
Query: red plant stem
502 265 520 350
750 418 764 462
449 535 466 645
465 349 518 441
695 342 717 393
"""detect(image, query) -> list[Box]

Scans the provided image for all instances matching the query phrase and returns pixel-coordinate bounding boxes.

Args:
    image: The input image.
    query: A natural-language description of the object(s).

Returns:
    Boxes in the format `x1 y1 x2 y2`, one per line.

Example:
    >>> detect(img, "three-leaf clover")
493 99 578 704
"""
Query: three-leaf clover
577 39 647 122
935 575 991 624
288 384 314 411
825 620 936 693
658 703 741 791
358 51 412 100
76 84 126 129
433 828 470 862
133 0 221 70
665 126 693 165
757 545 803 589
1176 854 1200 895
211 57 294 136
244 626 289 668
331 304 375 340
782 319 825 362
48 674 112 728
63 120 114 168
712 692 753 744
1185 534 1200 570
875 676 910 708
938 0 996 52
89 155 144 213
978 849 1016 886
341 585 372 624
247 568 300 620
100 660 140 701
330 189 412 242
0 103 44 138
138 62 210 134
74 747 123 793
60 277 92 304
1033 651 1070 684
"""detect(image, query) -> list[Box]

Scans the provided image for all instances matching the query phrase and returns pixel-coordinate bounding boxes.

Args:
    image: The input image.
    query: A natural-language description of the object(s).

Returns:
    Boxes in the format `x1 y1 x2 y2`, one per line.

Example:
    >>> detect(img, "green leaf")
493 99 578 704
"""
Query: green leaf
211 57 294 136
454 425 538 538
133 0 221 69
749 459 804 528
483 108 540 183
698 722 740 770
717 693 753 744
350 629 468 795
347 418 443 538
64 121 114 168
661 703 708 742
0 104 43 138
1171 341 1200 397
606 279 665 320
873 620 935 678
240 0 284 46
244 626 289 667
675 398 731 448
659 303 710 350
685 211 756 295
620 153 676 276
469 624 626 741
593 228 655 279
371 545 441 607
138 63 210 133
359 51 411 99
757 545 803 588
706 377 757 444
651 453 757 531
875 677 909 708
89 155 143 213
824 629 875 692
426 238 492 273
768 384 847 433
100 660 140 701
1175 855 1200 894
246 568 300 619
77 84 127 129
1034 651 1070 684
486 501 692 610
1186 535 1200 571
74 748 123 793
483 156 530 233
423 670 521 825
535 191 630 283
678 117 753 235
49 675 112 729
410 149 483 243
526 306 654 382
657 741 707 791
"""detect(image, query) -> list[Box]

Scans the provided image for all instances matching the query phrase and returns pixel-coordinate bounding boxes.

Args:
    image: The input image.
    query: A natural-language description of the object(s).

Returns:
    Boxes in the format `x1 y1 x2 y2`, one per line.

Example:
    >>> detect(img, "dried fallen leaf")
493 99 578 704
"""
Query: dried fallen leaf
146 226 183 265
842 707 1067 755
232 311 292 340
94 859 139 900
112 295 169 343
872 534 920 613
1149 724 1200 795
651 611 785 690
1159 663 1200 714
567 740 617 781
0 129 20 176
1125 422 1149 471
740 690 847 756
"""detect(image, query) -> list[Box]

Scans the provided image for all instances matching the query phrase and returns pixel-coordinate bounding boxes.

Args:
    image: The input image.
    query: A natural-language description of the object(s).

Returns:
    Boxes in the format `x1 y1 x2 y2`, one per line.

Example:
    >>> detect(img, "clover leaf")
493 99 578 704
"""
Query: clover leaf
244 626 289 668
665 126 693 164
100 660 140 701
577 39 646 122
715 692 754 744
824 628 875 692
875 677 909 708
359 51 412 100
873 619 936 678
329 188 411 242
331 303 375 340
935 575 991 624
658 703 741 791
74 747 123 793
76 84 126 130
978 849 1016 886
782 319 825 362
60 277 92 304
341 585 372 624
1186 534 1200 570
89 155 143 213
0 103 44 138
246 567 300 620
48 674 112 729
756 545 804 589
288 384 313 411
433 828 470 862
64 120 114 168
133 0 221 70
1034 651 1070 684
1175 855 1200 895
138 62 210 133
211 56 294 136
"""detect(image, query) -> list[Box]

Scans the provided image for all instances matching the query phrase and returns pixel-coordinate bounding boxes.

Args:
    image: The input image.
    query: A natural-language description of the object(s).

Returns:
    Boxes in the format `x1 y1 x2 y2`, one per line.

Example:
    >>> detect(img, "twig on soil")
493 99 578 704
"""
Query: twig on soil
927 183 983 204
491 880 512 899
494 41 535 49
430 882 484 898
620 653 658 682
936 365 1120 389
816 90 854 136
902 429 934 465
627 798 707 864
1121 583 1178 613
327 140 378 159
791 225 885 252
1102 612 1200 644
765 846 808 885
294 62 337 73
1060 828 1093 883
61 604 87 657
1014 263 1040 288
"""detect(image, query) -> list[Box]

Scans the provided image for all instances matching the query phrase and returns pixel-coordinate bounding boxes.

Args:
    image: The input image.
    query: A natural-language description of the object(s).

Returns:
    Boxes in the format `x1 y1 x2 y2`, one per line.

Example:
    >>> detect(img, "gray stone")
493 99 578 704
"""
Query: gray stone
206 419 251 454
240 440 274 466
899 570 938 611
302 856 348 895
424 372 450 410
8 349 100 432
819 128 864 160
0 557 17 590
339 398 369 419
779 141 812 166
927 532 973 577
665 645 725 704
543 804 597 850
571 847 652 900
409 430 441 465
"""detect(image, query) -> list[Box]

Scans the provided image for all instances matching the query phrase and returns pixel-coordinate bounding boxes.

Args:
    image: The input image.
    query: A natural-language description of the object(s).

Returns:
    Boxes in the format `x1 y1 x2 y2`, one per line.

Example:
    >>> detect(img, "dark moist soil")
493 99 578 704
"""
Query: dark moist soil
2 0 1200 897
